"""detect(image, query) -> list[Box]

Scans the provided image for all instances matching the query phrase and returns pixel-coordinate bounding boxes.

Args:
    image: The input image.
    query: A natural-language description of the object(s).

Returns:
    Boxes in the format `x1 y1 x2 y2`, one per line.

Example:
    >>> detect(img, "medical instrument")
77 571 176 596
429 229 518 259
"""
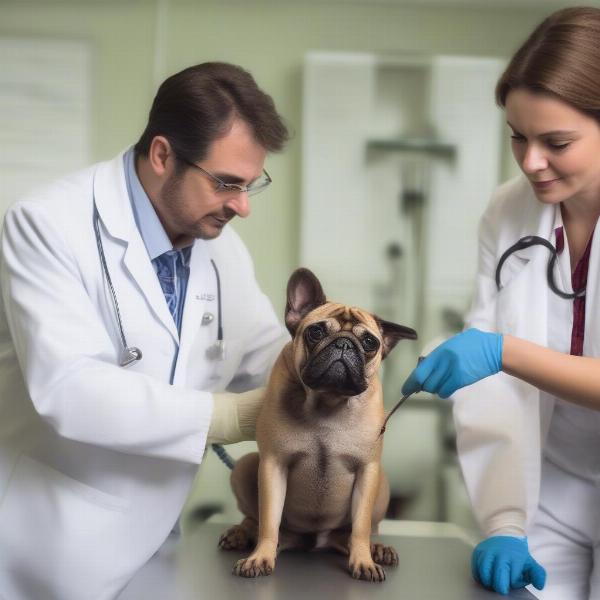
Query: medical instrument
380 356 425 436
379 391 416 436
93 202 143 367
93 200 225 367
495 235 585 300
206 259 225 361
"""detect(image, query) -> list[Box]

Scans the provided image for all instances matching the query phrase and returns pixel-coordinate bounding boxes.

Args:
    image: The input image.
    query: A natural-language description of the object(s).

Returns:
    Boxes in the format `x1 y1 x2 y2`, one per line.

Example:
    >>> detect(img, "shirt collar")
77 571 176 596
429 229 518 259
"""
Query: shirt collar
123 147 175 260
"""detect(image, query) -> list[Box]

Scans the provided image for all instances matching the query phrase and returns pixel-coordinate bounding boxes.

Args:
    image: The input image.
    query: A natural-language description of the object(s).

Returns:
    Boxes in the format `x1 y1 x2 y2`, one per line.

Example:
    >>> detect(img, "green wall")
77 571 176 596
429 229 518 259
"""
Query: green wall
1 0 554 314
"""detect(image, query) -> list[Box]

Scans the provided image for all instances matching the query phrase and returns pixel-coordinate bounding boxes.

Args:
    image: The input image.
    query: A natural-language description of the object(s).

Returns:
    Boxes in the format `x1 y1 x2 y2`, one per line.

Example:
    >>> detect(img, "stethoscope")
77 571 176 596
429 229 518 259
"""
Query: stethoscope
495 234 586 300
93 200 225 367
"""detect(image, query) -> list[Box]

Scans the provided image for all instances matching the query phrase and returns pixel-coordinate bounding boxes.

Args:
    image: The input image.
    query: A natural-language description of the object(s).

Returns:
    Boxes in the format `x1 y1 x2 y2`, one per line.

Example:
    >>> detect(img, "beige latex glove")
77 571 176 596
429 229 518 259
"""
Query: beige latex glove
207 387 266 445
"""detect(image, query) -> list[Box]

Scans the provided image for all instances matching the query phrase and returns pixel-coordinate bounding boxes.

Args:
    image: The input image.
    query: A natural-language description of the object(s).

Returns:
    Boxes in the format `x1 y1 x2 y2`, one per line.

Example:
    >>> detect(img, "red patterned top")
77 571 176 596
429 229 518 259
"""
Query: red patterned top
554 226 593 356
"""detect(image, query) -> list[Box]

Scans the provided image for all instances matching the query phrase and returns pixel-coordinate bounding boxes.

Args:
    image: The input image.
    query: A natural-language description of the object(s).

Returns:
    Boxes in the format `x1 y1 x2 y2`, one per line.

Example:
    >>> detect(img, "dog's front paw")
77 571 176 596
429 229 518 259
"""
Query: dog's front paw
233 553 276 578
371 542 399 566
349 555 386 582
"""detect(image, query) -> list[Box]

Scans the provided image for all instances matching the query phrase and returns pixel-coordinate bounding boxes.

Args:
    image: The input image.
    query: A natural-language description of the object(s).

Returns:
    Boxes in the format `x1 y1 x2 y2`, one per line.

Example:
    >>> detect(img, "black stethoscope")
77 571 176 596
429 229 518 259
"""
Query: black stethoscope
93 200 225 367
495 235 586 300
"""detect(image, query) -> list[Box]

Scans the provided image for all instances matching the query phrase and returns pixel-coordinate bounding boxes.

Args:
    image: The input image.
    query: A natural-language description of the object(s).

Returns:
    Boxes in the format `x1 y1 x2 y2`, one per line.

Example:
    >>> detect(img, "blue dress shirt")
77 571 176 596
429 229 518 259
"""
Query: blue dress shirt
123 148 192 336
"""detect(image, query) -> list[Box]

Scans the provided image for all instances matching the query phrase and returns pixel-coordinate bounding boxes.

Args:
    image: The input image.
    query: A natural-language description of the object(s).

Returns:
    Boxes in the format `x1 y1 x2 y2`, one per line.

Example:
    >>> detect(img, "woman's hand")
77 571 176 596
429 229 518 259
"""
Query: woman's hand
401 328 503 398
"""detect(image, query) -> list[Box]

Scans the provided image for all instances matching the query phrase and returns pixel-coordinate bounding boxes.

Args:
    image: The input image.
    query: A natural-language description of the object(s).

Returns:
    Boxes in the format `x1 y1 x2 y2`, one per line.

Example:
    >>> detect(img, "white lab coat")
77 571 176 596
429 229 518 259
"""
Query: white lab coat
0 153 288 600
453 175 600 537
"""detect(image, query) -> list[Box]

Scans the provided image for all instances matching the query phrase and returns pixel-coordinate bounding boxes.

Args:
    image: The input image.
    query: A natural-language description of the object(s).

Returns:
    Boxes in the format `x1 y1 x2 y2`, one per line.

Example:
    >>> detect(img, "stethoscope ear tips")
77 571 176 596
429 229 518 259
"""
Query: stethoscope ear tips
119 346 143 367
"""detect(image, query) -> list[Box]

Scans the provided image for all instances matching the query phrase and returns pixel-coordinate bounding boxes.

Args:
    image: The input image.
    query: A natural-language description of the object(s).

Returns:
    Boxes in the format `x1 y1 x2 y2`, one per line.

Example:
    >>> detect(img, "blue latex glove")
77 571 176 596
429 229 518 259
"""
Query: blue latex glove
472 536 546 596
401 328 503 398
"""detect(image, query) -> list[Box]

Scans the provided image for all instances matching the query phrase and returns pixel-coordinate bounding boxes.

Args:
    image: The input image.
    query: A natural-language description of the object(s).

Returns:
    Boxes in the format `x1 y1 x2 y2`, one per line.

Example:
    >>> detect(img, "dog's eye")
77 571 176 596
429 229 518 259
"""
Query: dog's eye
362 334 380 353
305 324 326 344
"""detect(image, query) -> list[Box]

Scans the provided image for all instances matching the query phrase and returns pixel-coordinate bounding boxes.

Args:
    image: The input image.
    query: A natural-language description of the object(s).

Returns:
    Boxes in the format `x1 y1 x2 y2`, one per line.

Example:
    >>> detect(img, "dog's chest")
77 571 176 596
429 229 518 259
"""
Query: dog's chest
275 398 379 471
279 417 377 493
276 426 374 531
290 431 365 476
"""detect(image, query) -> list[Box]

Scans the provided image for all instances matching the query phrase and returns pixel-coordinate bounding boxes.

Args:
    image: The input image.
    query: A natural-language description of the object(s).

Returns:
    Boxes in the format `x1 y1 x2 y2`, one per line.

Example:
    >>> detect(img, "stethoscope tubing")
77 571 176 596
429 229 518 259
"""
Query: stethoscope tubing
495 234 586 300
93 202 140 363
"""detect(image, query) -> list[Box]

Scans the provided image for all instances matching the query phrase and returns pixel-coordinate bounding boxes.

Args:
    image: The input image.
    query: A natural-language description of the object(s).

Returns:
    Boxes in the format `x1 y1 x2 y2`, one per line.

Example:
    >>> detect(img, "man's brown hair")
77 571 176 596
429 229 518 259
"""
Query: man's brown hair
135 62 289 165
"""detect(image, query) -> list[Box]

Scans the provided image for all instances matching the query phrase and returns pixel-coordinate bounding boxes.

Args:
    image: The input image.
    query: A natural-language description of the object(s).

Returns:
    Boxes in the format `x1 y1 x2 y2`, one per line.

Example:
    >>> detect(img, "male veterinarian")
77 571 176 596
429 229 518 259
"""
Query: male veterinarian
0 62 289 600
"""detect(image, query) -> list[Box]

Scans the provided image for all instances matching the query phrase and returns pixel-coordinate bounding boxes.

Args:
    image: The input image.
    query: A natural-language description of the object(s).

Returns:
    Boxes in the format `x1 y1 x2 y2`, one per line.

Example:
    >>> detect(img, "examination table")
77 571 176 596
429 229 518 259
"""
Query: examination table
117 521 536 599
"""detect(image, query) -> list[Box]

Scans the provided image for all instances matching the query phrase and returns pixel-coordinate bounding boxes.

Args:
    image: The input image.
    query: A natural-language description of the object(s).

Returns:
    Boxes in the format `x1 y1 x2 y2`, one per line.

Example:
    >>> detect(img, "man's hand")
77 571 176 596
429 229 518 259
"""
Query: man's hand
207 388 266 445
472 536 546 596
401 328 503 398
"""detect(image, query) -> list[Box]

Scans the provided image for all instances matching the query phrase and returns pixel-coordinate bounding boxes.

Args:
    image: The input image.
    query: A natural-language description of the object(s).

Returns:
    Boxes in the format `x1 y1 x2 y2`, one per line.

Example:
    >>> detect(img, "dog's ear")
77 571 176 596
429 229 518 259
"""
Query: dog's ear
285 268 327 336
374 316 417 359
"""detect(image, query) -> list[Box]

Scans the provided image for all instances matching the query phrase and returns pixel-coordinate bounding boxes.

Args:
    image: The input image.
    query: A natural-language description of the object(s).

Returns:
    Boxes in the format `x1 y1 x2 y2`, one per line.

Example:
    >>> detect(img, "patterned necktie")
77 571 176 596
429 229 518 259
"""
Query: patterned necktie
154 250 181 327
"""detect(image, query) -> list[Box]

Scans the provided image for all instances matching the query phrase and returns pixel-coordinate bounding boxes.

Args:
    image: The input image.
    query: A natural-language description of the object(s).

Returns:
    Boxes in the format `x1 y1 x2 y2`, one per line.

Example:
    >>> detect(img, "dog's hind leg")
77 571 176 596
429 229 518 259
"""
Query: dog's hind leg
218 452 260 551
230 452 260 519
218 517 258 551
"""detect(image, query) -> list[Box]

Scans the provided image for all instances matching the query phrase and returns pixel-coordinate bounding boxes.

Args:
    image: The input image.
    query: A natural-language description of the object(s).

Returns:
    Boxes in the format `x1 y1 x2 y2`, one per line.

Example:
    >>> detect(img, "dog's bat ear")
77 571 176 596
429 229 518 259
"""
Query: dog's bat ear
374 317 418 360
285 268 327 336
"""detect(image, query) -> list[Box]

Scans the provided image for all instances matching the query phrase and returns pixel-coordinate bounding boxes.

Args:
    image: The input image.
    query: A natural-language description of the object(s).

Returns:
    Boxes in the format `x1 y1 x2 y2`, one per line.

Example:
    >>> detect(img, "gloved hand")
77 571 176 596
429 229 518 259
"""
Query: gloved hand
472 536 546 596
207 387 265 445
401 328 503 398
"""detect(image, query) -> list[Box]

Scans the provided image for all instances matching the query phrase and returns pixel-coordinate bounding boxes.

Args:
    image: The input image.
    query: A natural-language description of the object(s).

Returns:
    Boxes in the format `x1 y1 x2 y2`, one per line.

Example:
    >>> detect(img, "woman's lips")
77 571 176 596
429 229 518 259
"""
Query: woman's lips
532 178 561 190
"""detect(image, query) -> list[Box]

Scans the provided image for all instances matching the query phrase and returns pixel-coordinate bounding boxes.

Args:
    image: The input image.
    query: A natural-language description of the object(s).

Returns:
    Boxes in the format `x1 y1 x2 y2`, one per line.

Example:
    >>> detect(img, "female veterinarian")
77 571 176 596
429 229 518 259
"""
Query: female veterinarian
402 7 600 599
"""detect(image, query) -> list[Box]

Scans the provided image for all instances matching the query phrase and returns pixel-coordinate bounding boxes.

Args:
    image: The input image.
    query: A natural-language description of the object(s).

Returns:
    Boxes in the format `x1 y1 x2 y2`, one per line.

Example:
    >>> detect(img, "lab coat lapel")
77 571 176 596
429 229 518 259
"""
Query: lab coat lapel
122 238 178 341
173 242 215 384
93 154 178 343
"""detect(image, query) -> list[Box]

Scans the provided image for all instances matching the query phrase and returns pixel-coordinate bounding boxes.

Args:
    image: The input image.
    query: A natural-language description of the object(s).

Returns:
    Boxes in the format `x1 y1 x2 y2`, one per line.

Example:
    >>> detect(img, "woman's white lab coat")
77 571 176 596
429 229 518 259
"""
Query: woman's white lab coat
453 175 600 537
0 153 288 600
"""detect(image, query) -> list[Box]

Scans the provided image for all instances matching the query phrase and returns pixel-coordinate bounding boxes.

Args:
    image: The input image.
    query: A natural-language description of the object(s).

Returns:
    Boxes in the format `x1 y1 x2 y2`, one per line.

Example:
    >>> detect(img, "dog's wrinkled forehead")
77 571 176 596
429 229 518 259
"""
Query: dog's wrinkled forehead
301 303 379 337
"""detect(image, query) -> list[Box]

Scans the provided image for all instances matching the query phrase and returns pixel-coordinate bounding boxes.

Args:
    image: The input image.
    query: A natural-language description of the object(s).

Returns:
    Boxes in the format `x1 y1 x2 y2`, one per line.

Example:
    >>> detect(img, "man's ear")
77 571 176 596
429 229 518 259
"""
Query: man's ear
285 268 327 336
374 316 418 359
148 136 172 177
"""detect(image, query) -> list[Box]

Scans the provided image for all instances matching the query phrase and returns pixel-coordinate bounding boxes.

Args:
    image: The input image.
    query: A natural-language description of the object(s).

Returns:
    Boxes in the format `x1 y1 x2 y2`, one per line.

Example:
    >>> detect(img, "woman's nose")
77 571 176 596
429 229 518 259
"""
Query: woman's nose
520 145 549 174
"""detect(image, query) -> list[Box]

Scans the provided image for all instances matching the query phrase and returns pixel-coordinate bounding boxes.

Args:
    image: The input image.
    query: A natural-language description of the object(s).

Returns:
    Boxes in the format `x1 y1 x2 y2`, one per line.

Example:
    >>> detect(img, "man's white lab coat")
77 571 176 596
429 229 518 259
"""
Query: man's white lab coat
0 153 287 600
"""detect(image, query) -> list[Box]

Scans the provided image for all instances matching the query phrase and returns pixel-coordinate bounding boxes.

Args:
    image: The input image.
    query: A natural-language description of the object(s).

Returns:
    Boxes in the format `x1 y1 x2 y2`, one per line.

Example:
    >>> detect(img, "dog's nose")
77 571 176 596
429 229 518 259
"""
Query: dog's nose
335 337 353 350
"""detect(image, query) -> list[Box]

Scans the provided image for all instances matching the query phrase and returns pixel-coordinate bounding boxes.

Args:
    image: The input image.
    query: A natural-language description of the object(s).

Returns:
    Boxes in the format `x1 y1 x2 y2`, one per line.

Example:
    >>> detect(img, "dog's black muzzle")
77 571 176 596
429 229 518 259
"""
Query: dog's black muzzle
301 334 367 396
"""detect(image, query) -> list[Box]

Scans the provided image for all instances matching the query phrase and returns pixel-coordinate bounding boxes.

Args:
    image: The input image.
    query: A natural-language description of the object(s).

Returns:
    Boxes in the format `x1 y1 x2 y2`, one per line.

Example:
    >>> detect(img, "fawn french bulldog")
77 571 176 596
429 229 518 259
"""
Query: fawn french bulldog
219 268 417 582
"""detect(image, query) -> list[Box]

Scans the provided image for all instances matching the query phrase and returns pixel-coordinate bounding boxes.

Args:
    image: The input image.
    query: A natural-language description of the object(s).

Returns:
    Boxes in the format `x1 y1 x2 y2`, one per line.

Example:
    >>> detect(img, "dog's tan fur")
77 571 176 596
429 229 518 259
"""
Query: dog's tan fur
219 269 416 582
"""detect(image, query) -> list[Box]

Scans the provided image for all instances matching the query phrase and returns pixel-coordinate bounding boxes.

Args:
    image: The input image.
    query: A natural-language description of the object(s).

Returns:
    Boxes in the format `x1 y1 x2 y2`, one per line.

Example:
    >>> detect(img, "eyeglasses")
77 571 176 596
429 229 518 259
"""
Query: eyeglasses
176 155 272 197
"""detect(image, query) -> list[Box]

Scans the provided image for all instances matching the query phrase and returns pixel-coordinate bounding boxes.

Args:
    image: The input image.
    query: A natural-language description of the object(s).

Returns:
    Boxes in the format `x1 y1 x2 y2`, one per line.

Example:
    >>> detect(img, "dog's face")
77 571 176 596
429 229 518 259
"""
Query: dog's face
285 268 417 397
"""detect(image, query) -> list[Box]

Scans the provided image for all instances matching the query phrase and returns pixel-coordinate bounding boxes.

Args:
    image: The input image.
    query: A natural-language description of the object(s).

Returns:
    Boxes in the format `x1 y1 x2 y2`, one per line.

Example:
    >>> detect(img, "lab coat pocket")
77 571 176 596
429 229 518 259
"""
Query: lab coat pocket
0 454 129 600
496 252 546 338
496 252 529 292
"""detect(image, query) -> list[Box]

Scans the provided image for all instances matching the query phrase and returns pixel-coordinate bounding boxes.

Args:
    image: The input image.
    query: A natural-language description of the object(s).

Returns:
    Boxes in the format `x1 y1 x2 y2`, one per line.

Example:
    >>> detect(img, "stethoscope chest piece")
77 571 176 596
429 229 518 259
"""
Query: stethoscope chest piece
206 340 225 361
120 346 143 367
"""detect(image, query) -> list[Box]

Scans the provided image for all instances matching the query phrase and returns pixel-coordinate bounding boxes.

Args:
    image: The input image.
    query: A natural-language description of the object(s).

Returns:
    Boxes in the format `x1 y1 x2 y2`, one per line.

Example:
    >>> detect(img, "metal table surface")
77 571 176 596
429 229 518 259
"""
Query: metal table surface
118 522 537 600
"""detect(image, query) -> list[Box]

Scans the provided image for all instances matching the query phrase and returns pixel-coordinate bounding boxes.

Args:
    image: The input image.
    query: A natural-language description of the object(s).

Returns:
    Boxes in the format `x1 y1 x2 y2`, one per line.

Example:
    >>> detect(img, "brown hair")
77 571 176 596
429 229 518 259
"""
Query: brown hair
135 62 289 164
496 7 600 121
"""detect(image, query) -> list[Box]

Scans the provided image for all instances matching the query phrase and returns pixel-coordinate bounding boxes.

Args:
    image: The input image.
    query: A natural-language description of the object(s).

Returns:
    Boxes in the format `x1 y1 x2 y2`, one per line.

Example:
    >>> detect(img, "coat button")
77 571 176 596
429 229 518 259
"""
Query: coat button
201 312 214 326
